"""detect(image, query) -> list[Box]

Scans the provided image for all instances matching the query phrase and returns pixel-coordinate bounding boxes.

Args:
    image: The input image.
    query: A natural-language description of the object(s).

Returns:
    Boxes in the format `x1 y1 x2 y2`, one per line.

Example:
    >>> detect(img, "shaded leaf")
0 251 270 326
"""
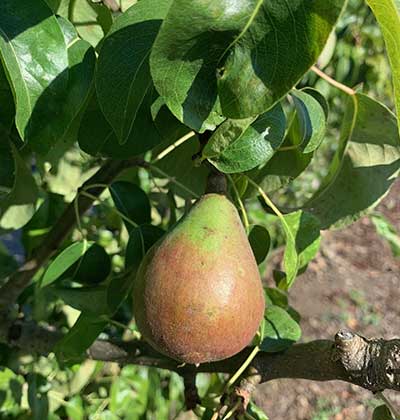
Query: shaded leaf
306 94 400 229
78 89 164 159
260 305 301 353
373 405 394 420
249 225 271 265
151 0 345 130
27 373 49 420
109 181 151 229
96 0 172 144
50 285 109 316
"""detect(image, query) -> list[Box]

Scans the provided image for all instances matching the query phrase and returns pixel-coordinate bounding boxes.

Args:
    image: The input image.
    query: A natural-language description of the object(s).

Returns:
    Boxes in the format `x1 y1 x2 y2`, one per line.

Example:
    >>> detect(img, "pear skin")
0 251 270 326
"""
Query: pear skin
132 193 265 364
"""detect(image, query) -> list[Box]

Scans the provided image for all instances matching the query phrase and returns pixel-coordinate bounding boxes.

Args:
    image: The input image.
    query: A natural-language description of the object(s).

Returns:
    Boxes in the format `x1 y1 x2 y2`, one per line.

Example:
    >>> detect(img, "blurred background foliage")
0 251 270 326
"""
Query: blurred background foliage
0 0 397 418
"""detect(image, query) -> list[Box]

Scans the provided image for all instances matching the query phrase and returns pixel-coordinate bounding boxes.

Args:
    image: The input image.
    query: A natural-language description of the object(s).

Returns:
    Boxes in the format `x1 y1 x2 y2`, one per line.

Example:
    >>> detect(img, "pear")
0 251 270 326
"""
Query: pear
132 193 265 364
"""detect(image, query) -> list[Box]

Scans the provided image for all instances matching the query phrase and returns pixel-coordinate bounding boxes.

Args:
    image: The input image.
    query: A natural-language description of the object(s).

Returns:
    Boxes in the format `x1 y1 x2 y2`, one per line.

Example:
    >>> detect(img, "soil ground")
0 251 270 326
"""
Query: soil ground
254 181 400 419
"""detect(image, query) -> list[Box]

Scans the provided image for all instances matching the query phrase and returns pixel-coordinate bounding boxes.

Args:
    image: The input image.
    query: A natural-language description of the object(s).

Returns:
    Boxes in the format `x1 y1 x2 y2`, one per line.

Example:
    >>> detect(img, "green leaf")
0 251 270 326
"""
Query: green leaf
248 225 271 265
68 0 112 47
306 94 400 229
41 241 93 288
0 367 23 416
96 0 172 144
154 135 208 198
55 313 107 364
108 225 164 313
373 405 394 420
109 181 151 229
125 225 164 271
0 242 17 284
65 395 84 420
366 0 400 137
151 0 345 130
50 285 110 315
22 192 66 256
0 138 15 201
60 243 112 286
0 142 39 230
260 305 301 353
290 89 327 153
247 402 269 420
0 63 14 133
284 210 321 274
27 373 49 420
371 213 400 257
78 89 164 159
0 0 68 145
264 287 288 309
205 104 286 173
35 17 96 157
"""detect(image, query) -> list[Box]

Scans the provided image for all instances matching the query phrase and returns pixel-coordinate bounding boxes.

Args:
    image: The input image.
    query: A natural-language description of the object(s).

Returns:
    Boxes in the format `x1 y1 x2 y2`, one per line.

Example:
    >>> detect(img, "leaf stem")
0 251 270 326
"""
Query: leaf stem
224 346 260 392
151 131 196 162
245 178 284 219
227 175 250 233
311 65 355 96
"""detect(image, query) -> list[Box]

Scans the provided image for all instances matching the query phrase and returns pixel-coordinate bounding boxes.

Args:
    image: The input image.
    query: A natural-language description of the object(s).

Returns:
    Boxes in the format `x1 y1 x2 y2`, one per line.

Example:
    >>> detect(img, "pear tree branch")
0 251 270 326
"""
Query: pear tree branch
0 313 399 395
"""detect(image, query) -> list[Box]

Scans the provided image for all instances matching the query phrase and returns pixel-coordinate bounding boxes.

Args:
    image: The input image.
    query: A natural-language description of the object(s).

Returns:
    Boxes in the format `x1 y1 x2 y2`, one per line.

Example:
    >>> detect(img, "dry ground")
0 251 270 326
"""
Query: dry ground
255 182 400 419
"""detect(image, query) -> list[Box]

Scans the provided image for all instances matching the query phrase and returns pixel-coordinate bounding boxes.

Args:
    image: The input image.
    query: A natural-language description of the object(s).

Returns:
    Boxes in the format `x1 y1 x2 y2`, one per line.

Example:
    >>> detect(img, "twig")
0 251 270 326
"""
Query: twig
311 65 356 96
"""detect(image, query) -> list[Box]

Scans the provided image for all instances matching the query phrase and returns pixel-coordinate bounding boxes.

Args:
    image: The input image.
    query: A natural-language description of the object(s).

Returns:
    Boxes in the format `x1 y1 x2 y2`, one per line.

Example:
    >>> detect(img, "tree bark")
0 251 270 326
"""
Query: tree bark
1 314 399 394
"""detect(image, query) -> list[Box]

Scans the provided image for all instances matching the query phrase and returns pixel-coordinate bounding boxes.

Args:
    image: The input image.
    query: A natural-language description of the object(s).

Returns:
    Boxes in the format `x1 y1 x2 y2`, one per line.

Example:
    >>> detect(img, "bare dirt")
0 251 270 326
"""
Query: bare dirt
254 182 400 419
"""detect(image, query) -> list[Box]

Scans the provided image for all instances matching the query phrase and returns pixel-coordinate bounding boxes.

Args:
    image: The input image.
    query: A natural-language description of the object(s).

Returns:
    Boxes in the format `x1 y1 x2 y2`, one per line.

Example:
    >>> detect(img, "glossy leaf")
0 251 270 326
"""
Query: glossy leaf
96 0 171 144
0 0 68 146
290 89 327 153
0 142 39 230
41 241 93 288
248 225 271 265
306 94 400 229
260 305 301 353
37 18 96 158
109 181 151 229
367 0 400 136
151 0 345 130
54 313 107 364
205 104 286 173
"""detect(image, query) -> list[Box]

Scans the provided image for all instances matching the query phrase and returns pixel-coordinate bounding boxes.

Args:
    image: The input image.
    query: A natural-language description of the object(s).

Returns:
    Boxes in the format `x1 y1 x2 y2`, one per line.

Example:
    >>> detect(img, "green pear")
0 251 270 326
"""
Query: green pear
132 193 265 364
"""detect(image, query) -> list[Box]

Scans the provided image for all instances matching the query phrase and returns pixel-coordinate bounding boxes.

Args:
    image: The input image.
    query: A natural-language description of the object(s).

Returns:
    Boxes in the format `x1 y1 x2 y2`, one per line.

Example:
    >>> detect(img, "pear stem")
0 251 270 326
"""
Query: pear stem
205 168 227 195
